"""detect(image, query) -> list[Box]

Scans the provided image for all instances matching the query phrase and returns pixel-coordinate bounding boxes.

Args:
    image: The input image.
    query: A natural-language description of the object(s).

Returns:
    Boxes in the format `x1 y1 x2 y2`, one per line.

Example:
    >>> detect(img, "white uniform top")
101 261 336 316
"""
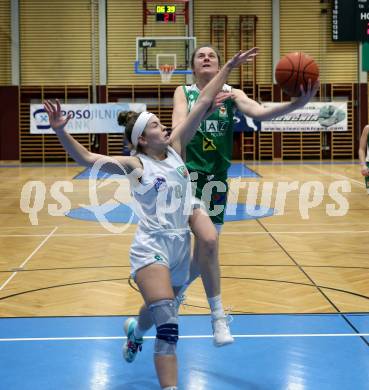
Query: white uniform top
129 146 192 284
130 146 192 234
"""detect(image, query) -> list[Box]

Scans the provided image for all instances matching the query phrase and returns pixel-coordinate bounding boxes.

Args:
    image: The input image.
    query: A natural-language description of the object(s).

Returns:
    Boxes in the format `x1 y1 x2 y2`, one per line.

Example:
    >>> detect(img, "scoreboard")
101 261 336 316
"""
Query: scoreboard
155 5 176 23
332 0 369 41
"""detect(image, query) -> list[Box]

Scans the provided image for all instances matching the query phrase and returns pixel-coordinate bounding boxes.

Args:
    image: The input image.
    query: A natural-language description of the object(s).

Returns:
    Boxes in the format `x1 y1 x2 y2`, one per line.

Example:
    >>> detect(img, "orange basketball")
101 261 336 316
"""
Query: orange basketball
275 52 319 97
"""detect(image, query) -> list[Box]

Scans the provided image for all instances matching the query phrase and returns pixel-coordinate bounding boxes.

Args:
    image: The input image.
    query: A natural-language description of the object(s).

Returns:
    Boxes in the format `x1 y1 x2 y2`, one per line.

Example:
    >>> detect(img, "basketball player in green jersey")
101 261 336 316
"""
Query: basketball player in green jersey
359 125 369 194
172 45 319 344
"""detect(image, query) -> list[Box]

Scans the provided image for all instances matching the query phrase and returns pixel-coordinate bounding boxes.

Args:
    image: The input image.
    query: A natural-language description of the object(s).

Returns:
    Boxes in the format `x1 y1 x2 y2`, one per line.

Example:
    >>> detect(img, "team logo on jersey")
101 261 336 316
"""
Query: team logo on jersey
205 120 227 134
188 93 196 110
176 165 189 178
205 120 218 133
153 177 167 191
203 137 216 151
219 105 227 117
154 254 165 263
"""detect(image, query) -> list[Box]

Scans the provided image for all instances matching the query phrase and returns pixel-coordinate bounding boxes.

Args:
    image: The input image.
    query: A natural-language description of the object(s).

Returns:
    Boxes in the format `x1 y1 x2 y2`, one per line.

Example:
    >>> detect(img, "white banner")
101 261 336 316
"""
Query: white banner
261 102 347 132
30 103 147 134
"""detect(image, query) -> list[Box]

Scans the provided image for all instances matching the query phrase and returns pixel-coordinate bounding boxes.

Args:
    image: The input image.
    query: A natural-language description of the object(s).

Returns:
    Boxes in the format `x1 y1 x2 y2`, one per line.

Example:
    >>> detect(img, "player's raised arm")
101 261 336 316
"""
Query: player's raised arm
43 100 140 175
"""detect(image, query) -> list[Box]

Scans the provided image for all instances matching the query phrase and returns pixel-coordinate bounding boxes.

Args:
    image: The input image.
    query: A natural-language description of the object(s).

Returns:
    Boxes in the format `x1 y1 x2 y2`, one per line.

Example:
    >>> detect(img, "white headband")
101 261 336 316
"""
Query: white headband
131 111 154 148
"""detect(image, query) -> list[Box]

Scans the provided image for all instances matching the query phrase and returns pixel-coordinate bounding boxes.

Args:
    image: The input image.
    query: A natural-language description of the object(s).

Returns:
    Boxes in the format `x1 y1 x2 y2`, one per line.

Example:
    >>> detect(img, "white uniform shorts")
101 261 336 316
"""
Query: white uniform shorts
130 228 191 287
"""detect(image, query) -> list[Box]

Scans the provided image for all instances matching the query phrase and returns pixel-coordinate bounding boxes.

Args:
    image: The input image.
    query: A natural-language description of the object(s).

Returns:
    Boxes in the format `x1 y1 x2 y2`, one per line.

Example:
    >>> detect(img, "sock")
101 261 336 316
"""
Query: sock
208 295 225 319
162 387 178 390
133 322 146 339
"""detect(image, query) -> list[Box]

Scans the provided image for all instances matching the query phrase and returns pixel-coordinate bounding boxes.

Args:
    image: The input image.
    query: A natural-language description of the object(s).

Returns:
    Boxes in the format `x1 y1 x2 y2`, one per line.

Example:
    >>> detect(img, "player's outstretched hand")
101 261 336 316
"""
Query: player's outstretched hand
44 99 72 132
227 47 259 69
295 79 320 106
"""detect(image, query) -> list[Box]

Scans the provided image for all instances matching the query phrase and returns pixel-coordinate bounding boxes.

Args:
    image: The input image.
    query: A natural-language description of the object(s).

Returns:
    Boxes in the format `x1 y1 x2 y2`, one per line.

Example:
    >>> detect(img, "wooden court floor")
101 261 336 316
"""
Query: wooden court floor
0 161 368 318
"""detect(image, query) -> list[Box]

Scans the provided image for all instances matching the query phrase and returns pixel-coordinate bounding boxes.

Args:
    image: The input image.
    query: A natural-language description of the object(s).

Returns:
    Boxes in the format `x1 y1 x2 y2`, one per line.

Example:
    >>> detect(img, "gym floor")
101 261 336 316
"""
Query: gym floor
0 161 368 389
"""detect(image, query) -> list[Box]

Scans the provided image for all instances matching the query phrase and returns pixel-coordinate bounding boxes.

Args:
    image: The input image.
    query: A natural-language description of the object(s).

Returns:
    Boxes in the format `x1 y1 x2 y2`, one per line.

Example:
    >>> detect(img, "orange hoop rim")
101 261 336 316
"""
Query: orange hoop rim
158 64 176 83
159 64 176 72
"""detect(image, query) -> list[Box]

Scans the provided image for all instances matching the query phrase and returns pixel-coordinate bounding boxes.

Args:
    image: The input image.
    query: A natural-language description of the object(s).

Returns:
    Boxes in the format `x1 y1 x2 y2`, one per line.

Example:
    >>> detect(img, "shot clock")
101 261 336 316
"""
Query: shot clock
156 5 177 23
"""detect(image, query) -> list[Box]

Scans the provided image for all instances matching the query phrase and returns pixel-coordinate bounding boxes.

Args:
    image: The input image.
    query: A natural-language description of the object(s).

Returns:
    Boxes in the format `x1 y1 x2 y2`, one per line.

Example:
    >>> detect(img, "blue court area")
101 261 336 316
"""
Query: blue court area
227 163 260 178
1 314 368 389
0 161 359 169
68 163 271 223
66 203 274 224
0 161 360 169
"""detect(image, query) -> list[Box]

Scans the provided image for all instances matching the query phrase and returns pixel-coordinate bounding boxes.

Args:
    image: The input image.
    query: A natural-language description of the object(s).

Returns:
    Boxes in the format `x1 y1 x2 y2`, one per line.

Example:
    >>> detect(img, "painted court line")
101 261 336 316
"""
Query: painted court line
306 166 365 188
0 227 58 291
1 333 369 342
3 222 368 229
1 230 369 238
0 232 135 238
0 225 58 230
220 230 369 235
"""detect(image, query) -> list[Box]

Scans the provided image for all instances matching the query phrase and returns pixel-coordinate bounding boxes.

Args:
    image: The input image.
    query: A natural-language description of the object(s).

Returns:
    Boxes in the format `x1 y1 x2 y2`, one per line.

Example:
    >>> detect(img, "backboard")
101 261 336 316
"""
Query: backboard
135 36 196 75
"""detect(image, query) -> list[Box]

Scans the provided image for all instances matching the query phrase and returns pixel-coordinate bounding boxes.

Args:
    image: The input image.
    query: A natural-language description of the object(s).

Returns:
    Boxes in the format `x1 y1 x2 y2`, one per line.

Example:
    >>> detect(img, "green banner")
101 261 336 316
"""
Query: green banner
362 42 369 71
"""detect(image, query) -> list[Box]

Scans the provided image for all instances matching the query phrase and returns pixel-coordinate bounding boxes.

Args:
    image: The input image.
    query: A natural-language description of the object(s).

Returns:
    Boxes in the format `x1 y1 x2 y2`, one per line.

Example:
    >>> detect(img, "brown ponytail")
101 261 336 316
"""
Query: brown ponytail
117 111 141 145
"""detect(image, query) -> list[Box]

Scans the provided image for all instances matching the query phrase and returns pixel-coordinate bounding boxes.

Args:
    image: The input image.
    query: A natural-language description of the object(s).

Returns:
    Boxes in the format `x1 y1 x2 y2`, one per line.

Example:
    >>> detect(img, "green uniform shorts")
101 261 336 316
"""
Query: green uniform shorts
190 170 228 225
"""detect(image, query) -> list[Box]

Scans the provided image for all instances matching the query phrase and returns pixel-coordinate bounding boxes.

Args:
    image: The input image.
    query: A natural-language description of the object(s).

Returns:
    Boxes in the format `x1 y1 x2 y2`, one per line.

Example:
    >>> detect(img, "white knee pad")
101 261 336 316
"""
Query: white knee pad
149 299 178 355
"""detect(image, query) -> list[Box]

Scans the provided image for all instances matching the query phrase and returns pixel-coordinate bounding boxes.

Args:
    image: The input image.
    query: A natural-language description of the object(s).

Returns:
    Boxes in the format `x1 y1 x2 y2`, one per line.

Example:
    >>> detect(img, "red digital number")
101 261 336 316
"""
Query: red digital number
164 13 169 23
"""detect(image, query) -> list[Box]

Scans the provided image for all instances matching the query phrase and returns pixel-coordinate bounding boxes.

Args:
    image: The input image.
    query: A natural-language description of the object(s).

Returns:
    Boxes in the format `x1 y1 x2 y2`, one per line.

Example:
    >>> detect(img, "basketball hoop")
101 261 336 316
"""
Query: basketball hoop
159 64 176 83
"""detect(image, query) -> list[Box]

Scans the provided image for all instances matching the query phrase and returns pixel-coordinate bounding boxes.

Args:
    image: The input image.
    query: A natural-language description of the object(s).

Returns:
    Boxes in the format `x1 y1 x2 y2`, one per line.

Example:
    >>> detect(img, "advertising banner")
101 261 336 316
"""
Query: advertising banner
261 102 347 132
30 103 147 134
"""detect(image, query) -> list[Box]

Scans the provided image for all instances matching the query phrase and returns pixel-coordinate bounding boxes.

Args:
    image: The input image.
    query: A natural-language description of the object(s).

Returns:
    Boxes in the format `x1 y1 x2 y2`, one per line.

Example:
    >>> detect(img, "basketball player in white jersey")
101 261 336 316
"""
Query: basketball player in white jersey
44 48 257 390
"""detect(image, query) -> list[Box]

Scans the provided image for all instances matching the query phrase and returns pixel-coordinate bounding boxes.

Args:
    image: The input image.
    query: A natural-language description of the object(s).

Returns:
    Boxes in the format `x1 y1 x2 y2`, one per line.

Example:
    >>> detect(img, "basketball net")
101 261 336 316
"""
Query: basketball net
159 64 176 83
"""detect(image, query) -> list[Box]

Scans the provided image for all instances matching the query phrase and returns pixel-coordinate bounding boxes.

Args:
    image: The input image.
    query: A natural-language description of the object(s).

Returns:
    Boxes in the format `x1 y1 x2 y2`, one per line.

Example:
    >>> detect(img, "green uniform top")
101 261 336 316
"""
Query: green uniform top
183 84 236 174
